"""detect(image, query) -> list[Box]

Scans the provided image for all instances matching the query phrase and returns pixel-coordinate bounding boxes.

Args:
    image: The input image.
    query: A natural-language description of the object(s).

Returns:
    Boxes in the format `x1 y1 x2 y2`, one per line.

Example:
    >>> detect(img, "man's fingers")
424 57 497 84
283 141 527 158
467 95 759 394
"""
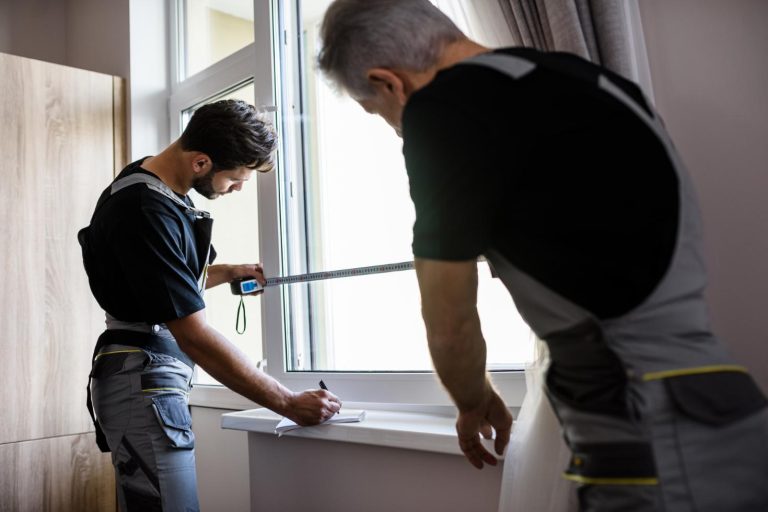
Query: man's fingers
459 434 498 469
326 399 341 415
487 392 513 455
480 423 493 440
323 391 341 405
458 436 484 469
494 423 511 455
318 390 341 419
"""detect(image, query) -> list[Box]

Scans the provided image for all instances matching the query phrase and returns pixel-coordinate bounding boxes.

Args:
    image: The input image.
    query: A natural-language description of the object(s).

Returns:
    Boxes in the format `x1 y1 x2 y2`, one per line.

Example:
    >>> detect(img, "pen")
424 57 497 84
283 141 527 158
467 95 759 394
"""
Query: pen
319 380 339 413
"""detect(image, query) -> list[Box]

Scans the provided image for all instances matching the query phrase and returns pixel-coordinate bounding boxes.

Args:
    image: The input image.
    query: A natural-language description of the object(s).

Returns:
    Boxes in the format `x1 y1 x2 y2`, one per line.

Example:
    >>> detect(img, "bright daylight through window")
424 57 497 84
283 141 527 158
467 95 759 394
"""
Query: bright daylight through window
280 0 533 372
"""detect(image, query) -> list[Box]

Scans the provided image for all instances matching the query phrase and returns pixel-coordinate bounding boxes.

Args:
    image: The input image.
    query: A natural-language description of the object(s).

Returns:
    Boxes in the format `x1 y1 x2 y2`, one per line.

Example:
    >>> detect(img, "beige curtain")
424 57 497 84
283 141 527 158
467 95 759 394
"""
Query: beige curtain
497 0 634 79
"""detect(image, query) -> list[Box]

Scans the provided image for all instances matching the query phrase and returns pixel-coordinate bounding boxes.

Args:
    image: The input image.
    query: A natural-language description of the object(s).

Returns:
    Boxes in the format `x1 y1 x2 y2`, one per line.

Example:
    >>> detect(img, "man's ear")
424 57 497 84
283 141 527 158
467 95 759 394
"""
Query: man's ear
191 153 213 175
366 68 408 106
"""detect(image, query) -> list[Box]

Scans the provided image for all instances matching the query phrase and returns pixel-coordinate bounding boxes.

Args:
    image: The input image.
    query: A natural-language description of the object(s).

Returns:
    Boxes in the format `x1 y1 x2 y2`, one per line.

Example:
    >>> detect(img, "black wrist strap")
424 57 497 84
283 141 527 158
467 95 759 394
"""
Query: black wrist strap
236 295 247 334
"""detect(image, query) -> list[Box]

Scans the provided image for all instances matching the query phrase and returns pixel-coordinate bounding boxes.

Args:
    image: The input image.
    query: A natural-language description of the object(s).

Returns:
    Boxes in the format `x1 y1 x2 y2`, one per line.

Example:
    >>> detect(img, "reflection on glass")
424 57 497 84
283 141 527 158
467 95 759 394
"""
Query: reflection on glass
183 0 254 78
183 82 262 385
288 0 533 371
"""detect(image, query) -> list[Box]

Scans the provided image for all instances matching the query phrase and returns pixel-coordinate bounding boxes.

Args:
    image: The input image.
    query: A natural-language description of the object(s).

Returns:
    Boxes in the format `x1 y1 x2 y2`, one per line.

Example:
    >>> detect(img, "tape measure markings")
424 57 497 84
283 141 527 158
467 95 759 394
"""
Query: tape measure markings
263 260 415 287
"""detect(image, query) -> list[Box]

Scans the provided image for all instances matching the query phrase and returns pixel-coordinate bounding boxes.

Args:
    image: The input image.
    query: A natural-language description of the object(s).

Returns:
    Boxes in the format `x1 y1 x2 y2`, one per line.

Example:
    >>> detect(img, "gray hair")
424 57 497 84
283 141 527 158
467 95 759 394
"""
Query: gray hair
318 0 465 99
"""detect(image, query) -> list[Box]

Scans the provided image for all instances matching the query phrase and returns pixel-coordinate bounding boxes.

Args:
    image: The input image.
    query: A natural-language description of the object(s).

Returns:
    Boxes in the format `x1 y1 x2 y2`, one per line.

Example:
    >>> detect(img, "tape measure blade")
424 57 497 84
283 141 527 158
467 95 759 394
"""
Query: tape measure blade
264 260 415 288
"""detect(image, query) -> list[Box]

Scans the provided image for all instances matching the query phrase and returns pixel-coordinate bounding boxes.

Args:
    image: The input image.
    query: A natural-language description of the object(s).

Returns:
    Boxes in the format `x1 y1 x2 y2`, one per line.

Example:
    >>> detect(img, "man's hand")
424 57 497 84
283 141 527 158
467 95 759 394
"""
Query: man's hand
206 263 266 290
415 258 511 469
456 389 513 469
284 389 342 426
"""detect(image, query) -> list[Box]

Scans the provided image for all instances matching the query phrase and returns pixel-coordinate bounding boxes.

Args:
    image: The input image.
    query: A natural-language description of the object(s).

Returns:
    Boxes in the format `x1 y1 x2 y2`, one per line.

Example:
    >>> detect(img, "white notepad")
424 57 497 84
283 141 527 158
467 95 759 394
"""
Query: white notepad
275 409 366 437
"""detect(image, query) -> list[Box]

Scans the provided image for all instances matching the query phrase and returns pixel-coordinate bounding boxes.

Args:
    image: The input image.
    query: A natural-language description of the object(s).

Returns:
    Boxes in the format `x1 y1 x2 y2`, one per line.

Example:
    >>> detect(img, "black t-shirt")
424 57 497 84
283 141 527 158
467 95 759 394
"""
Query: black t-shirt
402 48 679 319
80 159 212 324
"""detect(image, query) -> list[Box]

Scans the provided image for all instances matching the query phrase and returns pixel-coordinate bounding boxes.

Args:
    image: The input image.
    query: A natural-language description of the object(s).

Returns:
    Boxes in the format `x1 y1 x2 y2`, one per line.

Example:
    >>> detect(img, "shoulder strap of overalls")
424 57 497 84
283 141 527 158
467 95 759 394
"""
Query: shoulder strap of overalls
110 173 211 219
463 52 667 159
460 52 537 80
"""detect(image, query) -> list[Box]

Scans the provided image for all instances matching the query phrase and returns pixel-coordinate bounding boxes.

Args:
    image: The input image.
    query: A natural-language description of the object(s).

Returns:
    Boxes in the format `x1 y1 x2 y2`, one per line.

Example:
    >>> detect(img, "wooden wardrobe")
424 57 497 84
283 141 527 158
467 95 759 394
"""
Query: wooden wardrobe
0 52 124 512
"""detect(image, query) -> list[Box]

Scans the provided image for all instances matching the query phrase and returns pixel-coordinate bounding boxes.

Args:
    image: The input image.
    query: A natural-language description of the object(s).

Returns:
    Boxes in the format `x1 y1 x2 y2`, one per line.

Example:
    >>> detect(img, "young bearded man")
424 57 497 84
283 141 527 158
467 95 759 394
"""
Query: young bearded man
79 100 340 512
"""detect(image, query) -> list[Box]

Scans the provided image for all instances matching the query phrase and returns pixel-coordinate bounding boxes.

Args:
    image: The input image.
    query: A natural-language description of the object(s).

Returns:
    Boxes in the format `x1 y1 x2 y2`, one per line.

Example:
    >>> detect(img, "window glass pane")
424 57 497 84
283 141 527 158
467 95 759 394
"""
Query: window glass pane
283 1 534 372
182 82 263 385
183 0 254 78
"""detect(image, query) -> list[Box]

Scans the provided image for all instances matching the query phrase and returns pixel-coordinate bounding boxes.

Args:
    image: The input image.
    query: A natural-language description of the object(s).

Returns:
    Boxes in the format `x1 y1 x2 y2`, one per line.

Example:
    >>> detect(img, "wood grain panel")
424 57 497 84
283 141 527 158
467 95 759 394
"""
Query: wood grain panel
0 51 116 443
0 433 115 512
42 56 115 441
0 53 48 444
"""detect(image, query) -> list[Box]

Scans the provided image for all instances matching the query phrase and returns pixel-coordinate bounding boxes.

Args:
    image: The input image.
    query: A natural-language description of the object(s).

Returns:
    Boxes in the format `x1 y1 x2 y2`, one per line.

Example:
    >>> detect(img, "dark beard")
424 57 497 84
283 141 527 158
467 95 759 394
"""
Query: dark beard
192 171 220 199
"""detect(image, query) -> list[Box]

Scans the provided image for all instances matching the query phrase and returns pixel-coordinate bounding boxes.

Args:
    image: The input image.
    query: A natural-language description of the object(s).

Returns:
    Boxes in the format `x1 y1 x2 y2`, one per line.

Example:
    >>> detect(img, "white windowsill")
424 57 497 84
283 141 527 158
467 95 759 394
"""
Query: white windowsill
221 402 515 457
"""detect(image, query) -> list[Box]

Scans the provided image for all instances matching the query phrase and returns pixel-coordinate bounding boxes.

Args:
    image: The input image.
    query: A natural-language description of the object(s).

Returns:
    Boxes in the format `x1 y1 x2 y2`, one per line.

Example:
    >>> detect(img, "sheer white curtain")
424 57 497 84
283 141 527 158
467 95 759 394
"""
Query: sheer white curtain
432 0 516 47
498 340 578 511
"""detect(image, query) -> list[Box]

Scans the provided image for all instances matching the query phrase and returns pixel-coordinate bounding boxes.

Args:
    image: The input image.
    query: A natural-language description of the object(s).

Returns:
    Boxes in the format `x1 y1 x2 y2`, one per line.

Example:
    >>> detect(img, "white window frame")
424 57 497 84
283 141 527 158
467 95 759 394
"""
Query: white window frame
166 0 527 409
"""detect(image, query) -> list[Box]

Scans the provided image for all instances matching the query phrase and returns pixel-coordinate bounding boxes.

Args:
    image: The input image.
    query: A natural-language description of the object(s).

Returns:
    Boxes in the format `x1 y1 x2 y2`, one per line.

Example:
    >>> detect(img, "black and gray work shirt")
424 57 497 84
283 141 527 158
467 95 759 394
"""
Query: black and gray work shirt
403 47 678 320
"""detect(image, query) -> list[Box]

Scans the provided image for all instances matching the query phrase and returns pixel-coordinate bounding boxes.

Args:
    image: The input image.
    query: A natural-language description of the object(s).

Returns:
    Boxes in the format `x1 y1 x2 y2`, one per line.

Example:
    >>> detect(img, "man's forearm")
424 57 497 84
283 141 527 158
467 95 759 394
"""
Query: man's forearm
415 258 492 411
167 311 293 414
206 263 265 290
205 264 235 289
426 312 492 411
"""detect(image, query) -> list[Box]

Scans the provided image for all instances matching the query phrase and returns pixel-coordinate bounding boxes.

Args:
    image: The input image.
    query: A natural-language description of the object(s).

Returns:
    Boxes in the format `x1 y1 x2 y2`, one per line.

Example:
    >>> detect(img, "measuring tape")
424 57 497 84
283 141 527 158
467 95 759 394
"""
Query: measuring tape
230 260 416 295
230 261 416 333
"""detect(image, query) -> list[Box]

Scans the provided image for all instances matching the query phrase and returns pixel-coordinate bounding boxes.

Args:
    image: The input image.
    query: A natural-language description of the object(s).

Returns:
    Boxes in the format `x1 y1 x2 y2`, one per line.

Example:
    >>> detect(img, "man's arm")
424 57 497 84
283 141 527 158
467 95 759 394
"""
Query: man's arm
205 263 265 290
166 310 340 425
415 258 512 469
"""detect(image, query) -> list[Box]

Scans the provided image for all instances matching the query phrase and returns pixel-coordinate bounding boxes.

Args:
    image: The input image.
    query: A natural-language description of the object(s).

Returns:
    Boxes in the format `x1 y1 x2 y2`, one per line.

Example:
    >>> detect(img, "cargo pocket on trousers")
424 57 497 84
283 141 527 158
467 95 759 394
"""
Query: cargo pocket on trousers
665 371 767 426
151 394 195 449
664 371 768 509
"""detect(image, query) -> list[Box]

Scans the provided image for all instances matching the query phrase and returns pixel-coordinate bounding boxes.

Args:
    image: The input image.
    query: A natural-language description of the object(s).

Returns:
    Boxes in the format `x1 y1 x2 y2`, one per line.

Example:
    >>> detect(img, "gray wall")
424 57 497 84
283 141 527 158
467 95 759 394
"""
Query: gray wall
639 0 768 392
0 0 130 78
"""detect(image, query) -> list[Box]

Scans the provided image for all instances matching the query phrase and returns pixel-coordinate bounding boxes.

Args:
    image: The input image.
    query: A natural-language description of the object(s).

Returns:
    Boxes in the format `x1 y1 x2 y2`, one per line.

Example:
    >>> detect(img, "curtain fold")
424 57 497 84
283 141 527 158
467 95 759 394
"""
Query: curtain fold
496 0 634 79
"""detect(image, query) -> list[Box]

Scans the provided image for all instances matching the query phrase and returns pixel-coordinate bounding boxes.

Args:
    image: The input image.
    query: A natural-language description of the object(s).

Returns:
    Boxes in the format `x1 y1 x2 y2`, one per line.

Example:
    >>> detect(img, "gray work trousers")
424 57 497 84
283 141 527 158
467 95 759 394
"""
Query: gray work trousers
91 344 199 512
570 379 768 511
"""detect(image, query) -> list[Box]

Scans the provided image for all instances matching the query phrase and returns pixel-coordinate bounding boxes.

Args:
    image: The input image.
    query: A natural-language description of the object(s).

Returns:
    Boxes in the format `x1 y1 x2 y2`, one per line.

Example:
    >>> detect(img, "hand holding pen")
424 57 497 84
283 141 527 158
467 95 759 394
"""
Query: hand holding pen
285 382 341 425
320 380 340 414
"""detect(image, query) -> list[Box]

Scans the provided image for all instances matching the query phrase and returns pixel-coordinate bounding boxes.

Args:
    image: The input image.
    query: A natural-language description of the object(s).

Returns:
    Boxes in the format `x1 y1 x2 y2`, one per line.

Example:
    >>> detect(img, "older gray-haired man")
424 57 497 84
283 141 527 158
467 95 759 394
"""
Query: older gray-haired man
318 1 768 510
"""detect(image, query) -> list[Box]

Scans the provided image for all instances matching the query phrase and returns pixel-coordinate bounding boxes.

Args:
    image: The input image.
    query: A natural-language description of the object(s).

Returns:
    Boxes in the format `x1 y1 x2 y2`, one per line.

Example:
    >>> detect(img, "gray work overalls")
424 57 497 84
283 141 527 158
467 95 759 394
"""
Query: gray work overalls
81 173 211 512
466 53 768 511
